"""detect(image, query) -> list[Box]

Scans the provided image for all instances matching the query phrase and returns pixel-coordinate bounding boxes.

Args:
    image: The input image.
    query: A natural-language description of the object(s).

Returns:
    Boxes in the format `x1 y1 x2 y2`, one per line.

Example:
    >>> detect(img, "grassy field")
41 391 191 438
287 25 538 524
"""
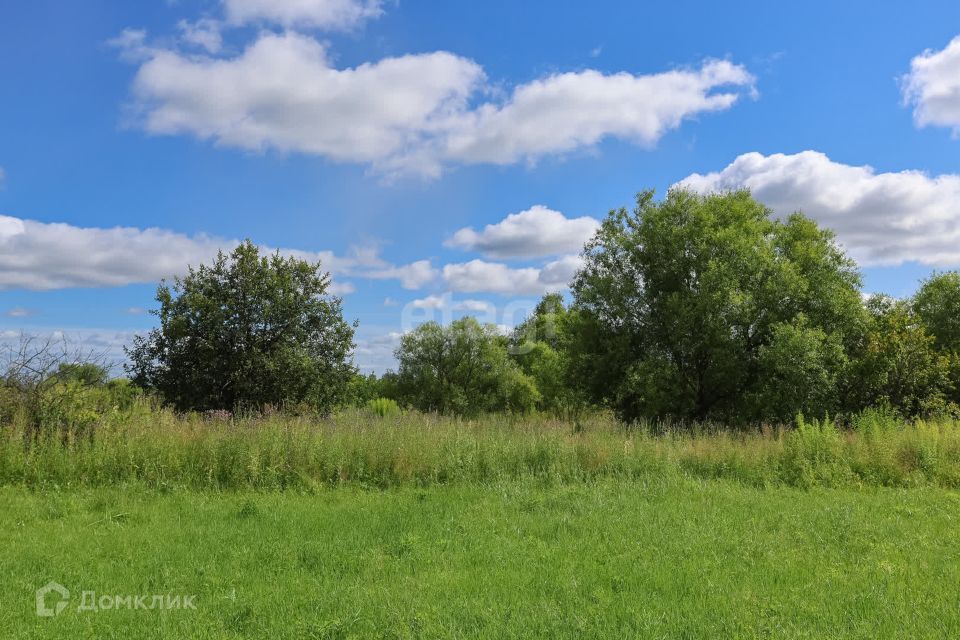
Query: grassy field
3 408 960 490
2 477 959 638
2 410 960 637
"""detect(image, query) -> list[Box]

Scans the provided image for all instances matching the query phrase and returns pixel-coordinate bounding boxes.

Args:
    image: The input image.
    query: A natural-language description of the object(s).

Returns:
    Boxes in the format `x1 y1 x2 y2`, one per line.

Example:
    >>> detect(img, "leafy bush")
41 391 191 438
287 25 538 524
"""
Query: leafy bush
781 415 851 488
365 397 400 418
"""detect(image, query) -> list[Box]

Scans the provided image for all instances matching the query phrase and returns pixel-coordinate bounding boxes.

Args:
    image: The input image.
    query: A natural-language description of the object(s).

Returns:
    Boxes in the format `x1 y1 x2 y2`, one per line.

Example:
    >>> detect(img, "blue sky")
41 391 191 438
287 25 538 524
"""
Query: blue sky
2 0 960 372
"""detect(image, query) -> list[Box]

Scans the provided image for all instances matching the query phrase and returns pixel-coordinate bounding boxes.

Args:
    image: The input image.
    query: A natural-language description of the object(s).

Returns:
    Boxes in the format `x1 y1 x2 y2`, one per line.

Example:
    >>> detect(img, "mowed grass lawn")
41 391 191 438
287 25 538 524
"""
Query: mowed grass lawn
2 477 959 639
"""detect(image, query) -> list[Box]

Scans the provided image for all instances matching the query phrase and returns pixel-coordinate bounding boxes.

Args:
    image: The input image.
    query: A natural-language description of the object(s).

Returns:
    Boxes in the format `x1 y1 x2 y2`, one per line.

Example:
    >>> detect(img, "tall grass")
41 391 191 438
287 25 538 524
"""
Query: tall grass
2 401 959 490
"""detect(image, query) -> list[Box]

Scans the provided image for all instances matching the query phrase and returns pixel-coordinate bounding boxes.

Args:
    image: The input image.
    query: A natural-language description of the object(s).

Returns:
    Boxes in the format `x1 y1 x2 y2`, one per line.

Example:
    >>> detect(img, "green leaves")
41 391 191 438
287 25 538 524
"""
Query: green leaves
572 188 864 424
125 241 355 413
395 317 539 416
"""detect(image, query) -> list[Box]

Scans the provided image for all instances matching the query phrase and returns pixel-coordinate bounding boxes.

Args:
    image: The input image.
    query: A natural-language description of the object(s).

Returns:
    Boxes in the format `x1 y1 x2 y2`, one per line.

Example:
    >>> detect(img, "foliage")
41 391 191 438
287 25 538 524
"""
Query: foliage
913 271 960 353
0 334 127 444
394 317 539 415
511 294 589 418
3 408 960 490
365 397 401 417
751 317 848 422
345 373 383 408
125 241 356 413
572 189 865 424
846 295 956 417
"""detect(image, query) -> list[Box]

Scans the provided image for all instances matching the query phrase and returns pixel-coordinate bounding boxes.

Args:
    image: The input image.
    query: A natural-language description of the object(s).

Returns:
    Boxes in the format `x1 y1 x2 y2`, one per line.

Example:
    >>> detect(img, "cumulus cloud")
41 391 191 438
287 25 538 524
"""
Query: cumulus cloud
902 35 960 135
222 0 383 30
121 32 483 177
442 255 583 295
115 29 754 177
177 19 223 54
352 328 404 373
409 293 493 312
446 205 599 259
676 151 960 266
438 60 755 166
366 260 438 289
329 281 356 295
0 214 392 291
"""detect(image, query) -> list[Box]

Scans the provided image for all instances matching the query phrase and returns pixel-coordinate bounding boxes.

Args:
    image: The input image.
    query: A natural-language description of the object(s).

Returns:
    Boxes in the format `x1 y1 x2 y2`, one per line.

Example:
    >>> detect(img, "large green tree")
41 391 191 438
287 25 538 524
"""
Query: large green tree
847 295 956 416
395 317 539 415
571 189 865 423
510 294 588 417
126 241 356 413
914 271 960 353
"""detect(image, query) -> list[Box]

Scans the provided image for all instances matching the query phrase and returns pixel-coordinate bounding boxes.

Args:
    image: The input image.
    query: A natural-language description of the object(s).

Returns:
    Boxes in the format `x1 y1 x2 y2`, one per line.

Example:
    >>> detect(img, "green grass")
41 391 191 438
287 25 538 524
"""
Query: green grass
3 410 960 636
3 408 960 490
2 477 960 638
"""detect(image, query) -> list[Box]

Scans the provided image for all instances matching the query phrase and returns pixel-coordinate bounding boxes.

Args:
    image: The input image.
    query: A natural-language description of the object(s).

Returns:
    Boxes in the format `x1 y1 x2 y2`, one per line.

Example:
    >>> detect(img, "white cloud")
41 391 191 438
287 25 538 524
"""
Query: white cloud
676 151 960 266
383 297 399 307
409 294 448 310
409 293 493 312
123 32 483 177
366 260 438 289
223 0 383 30
352 328 404 373
537 254 585 286
115 29 754 177
0 167 5 187
329 281 356 295
442 254 583 295
438 60 755 167
177 19 223 54
0 214 377 290
4 307 34 318
454 298 494 312
446 205 599 259
902 35 960 135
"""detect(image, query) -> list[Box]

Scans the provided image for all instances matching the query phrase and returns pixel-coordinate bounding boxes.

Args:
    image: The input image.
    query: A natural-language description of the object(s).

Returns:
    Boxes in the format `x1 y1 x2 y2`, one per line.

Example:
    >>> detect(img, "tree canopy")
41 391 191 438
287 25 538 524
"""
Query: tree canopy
571 188 866 423
394 317 539 415
126 241 355 412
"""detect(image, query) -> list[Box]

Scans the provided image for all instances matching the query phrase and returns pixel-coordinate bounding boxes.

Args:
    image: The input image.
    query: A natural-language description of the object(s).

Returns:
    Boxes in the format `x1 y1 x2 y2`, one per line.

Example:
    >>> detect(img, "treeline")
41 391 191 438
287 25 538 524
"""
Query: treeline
5 189 960 433
360 190 960 424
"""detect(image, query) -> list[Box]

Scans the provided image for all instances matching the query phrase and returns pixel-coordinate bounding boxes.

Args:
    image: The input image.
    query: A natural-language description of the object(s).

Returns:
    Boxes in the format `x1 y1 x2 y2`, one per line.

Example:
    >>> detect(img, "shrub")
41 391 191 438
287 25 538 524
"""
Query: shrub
365 398 401 418
781 414 851 488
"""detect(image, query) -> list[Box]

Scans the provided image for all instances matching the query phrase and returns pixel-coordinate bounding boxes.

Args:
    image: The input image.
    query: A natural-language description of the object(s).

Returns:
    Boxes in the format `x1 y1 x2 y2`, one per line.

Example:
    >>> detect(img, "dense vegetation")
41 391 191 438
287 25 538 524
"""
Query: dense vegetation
381 189 960 425
126 241 356 413
2 405 960 491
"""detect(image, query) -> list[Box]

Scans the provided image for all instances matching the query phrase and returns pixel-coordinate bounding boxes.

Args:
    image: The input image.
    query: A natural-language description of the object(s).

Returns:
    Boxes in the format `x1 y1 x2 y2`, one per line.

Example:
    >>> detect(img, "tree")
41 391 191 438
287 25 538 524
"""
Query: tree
395 317 539 415
914 271 960 353
571 188 865 423
511 294 589 417
126 241 355 413
847 295 956 416
752 317 848 422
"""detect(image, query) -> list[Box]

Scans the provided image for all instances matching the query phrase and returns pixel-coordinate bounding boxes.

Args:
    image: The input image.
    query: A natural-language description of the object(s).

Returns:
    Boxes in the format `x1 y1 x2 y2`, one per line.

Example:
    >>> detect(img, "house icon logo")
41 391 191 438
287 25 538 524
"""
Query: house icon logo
36 582 70 617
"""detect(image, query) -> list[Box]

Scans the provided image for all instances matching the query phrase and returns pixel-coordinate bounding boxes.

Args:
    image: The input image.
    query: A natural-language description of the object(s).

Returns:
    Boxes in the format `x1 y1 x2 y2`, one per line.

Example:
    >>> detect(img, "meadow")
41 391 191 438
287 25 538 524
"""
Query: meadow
3 409 960 638
2 406 960 491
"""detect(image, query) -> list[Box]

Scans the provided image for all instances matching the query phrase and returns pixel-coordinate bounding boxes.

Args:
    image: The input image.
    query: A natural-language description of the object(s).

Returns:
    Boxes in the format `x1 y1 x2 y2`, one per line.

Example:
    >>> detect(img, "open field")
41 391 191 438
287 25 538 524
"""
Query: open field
3 411 960 637
3 477 959 638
